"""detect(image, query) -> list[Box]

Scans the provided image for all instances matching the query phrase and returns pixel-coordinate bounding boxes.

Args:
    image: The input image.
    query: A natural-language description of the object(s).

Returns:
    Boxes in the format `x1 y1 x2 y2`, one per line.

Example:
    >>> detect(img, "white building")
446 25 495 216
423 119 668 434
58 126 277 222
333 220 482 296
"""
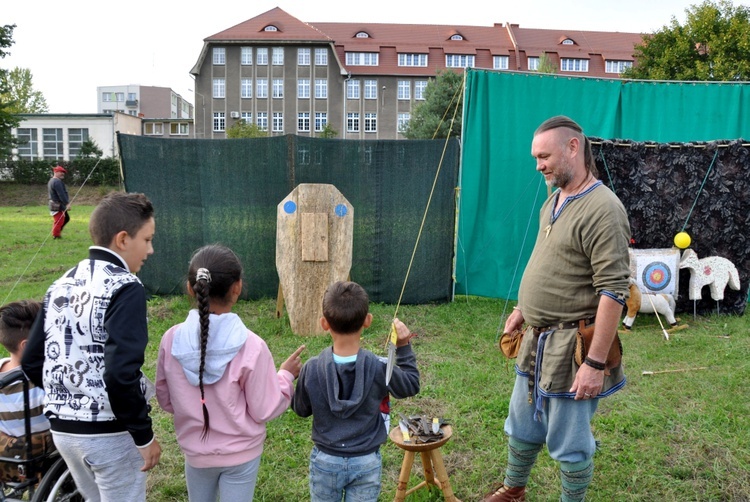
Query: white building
97 85 194 120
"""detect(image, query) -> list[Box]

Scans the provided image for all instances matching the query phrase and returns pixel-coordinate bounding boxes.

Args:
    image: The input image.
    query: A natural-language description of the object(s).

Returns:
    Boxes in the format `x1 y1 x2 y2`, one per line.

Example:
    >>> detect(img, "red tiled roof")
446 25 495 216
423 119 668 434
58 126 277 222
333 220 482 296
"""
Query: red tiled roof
206 7 331 42
510 27 644 60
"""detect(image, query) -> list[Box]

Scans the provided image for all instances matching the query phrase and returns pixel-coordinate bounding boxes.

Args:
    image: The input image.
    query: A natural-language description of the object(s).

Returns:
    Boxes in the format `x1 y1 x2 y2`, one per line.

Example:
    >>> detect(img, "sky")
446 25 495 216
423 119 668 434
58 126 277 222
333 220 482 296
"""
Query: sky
3 0 746 114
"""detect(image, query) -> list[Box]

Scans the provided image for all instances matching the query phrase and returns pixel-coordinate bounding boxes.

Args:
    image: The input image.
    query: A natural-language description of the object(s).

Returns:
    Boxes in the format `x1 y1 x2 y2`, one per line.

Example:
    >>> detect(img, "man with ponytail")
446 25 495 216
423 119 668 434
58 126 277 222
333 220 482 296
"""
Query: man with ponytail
156 244 304 502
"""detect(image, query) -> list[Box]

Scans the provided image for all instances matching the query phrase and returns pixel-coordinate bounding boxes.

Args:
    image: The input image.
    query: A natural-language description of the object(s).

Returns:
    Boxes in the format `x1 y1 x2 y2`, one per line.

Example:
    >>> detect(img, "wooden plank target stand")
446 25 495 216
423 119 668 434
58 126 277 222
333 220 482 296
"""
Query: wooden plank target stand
276 184 353 335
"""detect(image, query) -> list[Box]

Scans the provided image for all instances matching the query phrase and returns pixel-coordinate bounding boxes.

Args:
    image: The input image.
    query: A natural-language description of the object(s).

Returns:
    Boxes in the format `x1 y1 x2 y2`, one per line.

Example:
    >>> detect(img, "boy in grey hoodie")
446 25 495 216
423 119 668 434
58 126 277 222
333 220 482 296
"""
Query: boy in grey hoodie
292 281 420 501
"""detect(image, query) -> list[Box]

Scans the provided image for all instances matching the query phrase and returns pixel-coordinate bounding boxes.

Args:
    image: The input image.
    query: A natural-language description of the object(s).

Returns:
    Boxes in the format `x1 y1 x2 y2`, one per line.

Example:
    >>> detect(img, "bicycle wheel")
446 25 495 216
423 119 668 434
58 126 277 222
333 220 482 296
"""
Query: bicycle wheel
31 456 82 502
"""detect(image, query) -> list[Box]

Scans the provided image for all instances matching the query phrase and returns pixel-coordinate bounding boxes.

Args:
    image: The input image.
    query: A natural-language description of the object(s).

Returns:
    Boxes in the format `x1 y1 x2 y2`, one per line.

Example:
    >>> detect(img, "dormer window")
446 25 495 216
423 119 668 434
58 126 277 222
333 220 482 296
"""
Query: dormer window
561 38 575 45
356 31 370 38
264 25 278 32
450 34 464 41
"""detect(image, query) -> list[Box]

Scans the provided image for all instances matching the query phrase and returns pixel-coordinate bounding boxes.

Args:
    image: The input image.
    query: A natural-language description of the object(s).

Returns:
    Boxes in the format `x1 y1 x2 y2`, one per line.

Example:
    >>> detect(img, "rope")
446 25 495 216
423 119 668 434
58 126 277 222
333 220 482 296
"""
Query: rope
598 149 616 193
389 72 465 335
2 159 104 305
680 149 719 232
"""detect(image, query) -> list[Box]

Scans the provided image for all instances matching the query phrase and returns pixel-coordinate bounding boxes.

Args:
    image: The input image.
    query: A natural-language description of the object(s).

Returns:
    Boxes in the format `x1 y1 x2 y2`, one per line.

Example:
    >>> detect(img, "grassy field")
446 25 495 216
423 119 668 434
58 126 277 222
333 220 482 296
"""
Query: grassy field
1 192 749 501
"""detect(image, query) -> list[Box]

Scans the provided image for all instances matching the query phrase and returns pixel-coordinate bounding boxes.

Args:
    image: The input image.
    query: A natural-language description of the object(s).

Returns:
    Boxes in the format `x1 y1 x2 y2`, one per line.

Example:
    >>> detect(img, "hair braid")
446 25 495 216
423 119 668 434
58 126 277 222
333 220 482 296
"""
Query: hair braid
193 277 211 441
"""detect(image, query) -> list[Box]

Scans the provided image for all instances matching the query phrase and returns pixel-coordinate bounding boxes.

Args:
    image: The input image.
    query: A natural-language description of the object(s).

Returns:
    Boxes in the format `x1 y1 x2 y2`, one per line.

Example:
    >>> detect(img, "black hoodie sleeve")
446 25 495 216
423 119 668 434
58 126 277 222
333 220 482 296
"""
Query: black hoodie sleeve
102 282 154 447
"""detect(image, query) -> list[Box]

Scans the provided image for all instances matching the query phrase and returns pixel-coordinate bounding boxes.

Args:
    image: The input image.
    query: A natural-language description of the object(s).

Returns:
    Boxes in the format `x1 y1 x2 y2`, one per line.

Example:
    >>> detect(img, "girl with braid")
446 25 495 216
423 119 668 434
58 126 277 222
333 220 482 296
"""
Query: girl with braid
156 244 304 501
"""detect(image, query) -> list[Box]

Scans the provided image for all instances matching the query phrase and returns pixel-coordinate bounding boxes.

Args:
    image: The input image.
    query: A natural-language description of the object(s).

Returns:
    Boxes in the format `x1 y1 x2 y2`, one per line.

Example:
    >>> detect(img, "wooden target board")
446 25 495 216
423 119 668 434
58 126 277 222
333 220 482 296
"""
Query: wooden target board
276 184 353 335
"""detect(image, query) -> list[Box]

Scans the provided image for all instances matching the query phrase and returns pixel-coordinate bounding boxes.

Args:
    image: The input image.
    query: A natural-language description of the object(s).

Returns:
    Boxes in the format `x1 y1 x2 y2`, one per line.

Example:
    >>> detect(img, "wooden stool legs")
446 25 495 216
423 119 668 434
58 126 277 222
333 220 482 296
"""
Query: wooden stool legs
393 448 461 502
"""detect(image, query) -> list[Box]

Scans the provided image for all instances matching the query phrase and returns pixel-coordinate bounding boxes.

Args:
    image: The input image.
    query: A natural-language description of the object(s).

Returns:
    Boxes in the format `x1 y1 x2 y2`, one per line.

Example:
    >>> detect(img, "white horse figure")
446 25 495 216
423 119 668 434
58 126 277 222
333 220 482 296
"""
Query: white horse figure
678 249 741 301
622 279 677 330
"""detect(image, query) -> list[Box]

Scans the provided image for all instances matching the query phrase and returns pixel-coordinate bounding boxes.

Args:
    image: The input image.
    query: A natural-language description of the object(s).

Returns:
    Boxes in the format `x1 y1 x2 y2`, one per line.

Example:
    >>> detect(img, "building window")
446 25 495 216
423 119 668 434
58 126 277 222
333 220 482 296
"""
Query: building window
272 112 283 132
298 112 310 132
264 25 278 31
450 34 464 41
213 78 225 98
528 57 540 71
415 81 428 100
560 58 589 72
494 56 509 70
116 92 125 102
213 47 225 65
127 92 137 102
144 123 163 135
315 79 327 99
355 31 370 38
314 112 327 132
606 60 633 73
298 79 310 99
364 113 377 133
256 79 268 98
347 113 360 133
298 145 310 165
446 54 475 68
170 123 189 135
257 48 268 65
347 80 360 99
364 80 377 100
213 113 225 132
397 113 410 133
345 52 379 66
241 112 252 123
102 92 113 102
298 48 310 66
315 48 328 66
562 38 575 45
272 47 284 65
256 112 268 130
42 128 63 159
272 79 284 98
241 79 253 98
398 54 428 67
68 128 88 157
241 47 253 65
397 81 410 100
15 128 38 160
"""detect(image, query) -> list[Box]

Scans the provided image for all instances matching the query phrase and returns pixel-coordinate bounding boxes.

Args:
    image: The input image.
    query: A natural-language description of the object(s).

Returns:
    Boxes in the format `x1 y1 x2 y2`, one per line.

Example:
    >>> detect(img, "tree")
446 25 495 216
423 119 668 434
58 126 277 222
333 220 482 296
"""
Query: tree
79 138 103 158
3 68 49 113
402 69 464 139
0 24 20 158
624 0 750 81
318 123 338 138
537 54 557 74
226 119 268 138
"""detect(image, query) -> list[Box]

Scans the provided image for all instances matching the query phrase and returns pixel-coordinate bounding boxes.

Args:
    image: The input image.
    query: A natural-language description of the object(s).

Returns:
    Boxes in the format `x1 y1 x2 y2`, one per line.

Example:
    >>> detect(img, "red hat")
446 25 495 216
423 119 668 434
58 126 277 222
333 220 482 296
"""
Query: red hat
53 166 67 173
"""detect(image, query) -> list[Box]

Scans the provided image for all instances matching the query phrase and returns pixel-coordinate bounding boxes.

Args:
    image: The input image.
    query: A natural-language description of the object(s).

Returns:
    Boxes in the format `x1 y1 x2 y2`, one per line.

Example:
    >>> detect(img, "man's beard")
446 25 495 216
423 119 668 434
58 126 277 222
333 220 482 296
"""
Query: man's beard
548 156 574 189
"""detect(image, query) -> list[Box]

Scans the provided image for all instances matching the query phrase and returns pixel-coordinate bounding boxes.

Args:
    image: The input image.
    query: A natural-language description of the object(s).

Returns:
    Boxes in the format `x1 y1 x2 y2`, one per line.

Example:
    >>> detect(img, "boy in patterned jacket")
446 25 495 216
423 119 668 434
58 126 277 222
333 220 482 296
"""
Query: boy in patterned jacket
22 192 161 502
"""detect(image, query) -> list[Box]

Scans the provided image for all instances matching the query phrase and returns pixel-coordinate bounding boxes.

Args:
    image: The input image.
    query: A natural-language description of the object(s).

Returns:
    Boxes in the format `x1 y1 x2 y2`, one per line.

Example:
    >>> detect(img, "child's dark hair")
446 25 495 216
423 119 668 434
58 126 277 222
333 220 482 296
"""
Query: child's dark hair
187 244 244 440
0 300 42 354
322 281 369 334
89 192 154 247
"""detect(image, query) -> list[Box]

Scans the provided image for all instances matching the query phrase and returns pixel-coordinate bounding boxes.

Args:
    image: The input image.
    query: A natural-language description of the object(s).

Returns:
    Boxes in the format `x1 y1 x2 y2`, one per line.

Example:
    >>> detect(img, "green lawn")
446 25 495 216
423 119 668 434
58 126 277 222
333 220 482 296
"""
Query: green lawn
1 204 749 501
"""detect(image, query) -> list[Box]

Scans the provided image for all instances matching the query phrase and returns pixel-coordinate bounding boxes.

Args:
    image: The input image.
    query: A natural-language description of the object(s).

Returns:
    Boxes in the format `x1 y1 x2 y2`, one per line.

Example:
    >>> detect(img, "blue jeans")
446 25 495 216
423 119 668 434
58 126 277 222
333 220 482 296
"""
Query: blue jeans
185 456 261 502
309 447 381 502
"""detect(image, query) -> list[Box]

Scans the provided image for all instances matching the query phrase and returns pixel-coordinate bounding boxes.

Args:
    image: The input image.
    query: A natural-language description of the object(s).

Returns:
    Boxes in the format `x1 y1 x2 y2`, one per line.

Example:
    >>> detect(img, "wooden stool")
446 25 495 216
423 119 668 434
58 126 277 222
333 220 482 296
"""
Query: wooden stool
389 425 461 502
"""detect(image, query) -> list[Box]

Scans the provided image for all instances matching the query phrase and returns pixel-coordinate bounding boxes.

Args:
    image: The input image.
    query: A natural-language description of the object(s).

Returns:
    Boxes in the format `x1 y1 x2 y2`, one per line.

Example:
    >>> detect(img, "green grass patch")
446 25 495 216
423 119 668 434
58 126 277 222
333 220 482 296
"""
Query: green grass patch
1 204 749 501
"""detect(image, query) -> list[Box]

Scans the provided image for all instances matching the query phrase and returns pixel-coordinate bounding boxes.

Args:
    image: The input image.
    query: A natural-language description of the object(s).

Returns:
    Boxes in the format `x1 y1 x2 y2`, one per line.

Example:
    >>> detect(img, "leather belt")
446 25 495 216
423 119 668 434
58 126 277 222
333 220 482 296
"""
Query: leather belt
531 316 595 334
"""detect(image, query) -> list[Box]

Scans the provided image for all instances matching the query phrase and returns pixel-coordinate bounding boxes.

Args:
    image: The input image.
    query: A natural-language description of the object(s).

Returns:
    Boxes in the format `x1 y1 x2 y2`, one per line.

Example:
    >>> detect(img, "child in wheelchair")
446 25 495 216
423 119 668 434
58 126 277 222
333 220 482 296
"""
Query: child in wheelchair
0 300 54 489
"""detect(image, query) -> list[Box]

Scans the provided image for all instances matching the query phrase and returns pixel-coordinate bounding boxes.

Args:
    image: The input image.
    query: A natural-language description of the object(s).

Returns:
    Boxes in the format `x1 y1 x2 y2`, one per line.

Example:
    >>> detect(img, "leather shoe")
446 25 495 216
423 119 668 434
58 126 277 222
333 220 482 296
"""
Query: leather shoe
482 484 526 502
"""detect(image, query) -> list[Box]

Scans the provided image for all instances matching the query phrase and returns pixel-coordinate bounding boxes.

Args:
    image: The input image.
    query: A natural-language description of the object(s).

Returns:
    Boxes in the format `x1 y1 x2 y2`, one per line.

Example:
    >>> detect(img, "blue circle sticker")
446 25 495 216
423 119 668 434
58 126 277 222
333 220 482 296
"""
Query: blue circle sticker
283 201 297 214
335 204 348 217
641 261 671 291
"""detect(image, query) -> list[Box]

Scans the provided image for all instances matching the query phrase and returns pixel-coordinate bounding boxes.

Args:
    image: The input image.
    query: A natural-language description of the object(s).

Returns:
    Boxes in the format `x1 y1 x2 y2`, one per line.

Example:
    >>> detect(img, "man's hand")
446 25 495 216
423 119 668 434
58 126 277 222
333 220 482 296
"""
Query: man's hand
138 439 161 471
503 308 524 335
569 364 604 400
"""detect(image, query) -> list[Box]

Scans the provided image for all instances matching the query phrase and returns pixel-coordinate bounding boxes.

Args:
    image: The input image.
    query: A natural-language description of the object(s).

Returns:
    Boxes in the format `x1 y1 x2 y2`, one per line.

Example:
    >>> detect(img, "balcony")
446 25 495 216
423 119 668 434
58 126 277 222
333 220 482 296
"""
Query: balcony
126 100 139 107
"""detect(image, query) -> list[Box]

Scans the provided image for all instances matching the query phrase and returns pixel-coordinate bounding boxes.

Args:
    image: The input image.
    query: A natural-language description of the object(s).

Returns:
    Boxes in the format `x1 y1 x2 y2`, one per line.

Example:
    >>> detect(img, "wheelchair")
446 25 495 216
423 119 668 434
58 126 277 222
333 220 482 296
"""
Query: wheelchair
0 367 82 501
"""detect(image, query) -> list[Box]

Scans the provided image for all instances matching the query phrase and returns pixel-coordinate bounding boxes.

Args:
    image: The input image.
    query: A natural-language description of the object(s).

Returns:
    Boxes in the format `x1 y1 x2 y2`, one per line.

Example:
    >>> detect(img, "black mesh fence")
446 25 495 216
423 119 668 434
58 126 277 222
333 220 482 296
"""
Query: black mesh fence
118 134 460 304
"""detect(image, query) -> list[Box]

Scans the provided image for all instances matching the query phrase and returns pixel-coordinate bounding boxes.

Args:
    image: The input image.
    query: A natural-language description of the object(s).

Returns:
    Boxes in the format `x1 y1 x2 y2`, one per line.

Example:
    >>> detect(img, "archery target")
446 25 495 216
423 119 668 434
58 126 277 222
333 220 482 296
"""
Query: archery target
629 248 680 297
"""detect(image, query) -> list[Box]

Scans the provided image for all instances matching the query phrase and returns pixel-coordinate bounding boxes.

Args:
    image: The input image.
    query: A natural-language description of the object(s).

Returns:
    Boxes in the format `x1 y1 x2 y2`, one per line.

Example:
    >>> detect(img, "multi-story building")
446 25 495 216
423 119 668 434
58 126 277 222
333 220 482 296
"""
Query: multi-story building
190 7 643 140
96 85 194 120
11 112 142 161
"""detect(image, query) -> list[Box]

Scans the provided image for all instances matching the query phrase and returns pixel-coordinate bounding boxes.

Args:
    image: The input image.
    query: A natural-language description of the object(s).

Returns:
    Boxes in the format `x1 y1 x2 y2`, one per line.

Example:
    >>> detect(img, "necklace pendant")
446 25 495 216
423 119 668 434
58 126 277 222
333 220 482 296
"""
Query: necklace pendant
544 224 552 238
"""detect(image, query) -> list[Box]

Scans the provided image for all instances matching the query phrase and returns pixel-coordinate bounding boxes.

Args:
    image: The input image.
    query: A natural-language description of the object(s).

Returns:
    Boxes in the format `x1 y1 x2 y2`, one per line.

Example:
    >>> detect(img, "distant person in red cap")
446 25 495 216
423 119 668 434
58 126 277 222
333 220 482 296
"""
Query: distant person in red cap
48 166 70 239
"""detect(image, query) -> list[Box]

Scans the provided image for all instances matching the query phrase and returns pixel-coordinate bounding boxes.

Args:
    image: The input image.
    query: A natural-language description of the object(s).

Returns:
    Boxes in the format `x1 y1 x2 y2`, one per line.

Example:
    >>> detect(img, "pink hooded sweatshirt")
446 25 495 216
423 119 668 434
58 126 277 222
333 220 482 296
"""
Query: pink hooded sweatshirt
156 310 293 468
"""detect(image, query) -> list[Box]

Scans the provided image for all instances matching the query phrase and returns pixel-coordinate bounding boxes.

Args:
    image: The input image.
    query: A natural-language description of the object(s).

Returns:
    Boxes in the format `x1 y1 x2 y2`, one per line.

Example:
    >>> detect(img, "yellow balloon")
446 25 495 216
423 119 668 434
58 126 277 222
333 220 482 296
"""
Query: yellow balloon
674 232 691 249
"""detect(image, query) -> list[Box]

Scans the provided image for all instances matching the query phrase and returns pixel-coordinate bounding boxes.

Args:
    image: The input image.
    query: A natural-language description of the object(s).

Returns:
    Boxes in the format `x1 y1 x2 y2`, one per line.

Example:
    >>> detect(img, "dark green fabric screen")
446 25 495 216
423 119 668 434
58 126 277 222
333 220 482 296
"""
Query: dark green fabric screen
457 69 750 300
118 134 459 304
